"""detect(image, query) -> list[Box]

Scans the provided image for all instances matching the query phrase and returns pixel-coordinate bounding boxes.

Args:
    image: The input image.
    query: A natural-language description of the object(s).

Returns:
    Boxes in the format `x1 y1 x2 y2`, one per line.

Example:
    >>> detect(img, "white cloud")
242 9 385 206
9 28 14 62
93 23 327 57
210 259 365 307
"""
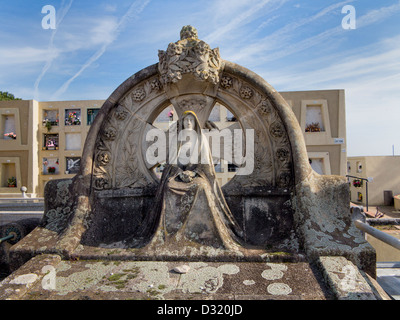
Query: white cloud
0 47 56 66
226 0 354 63
103 4 118 13
88 18 119 46
267 33 400 156
51 0 151 99
204 0 282 44
270 35 400 89
356 0 400 28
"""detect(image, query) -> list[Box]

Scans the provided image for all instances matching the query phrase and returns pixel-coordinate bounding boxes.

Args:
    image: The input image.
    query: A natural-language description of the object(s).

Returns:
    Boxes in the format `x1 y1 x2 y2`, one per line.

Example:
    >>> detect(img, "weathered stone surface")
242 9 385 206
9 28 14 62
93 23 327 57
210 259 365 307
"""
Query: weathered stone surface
2 255 334 300
0 254 61 300
172 265 190 274
317 256 376 300
292 172 376 277
158 25 222 86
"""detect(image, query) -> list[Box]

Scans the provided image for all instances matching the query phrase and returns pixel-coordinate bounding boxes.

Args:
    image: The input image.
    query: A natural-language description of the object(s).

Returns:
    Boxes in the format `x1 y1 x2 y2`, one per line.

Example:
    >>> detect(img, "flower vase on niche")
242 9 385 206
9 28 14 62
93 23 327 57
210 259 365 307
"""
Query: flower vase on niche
7 177 16 188
47 167 56 174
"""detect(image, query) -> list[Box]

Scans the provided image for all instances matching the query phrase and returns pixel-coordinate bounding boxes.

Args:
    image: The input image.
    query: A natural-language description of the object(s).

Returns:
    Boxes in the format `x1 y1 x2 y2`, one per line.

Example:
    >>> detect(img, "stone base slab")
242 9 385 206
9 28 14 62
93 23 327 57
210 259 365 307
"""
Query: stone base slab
0 254 389 300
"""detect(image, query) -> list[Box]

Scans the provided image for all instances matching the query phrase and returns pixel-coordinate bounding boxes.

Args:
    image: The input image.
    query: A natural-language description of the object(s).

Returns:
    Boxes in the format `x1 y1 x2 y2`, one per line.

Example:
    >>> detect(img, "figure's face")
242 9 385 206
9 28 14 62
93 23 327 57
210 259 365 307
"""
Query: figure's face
183 114 195 130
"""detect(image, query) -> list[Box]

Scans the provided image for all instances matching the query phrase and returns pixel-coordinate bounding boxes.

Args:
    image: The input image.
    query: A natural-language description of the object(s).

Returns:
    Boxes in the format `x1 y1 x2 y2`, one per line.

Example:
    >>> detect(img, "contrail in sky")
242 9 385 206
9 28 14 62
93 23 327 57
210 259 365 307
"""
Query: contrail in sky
34 0 73 100
52 0 150 100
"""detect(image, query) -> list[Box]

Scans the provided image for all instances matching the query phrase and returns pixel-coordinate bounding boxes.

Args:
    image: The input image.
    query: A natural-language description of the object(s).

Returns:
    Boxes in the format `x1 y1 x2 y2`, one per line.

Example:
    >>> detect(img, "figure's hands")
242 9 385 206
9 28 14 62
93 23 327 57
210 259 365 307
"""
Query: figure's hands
179 170 196 183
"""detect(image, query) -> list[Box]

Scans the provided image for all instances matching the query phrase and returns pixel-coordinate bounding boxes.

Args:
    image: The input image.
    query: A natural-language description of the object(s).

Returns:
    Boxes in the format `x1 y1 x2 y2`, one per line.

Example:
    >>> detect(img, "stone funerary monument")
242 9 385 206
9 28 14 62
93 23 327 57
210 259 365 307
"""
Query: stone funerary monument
1 26 380 300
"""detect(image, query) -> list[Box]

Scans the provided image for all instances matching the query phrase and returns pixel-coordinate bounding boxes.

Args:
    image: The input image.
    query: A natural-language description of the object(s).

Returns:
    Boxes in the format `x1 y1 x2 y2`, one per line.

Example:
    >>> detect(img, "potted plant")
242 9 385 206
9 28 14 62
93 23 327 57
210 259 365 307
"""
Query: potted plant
45 120 52 132
353 179 363 188
7 176 17 187
305 122 321 132
47 167 56 174
4 132 17 139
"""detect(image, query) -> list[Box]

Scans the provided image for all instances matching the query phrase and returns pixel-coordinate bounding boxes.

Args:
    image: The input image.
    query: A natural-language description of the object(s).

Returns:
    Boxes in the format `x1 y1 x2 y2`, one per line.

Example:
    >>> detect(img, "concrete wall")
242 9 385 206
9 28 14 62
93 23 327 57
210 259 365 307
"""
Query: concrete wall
280 90 347 176
348 156 400 205
38 100 104 195
0 100 37 195
367 233 400 262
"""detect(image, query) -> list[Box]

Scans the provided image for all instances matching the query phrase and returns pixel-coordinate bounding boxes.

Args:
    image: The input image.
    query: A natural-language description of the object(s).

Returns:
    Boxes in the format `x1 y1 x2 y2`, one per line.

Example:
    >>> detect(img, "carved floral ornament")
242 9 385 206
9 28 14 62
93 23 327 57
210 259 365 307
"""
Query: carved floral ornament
150 78 162 91
276 148 290 162
259 100 273 114
103 126 117 141
132 87 146 102
239 86 253 99
97 151 111 166
220 75 233 89
270 122 285 139
158 25 222 85
115 104 129 120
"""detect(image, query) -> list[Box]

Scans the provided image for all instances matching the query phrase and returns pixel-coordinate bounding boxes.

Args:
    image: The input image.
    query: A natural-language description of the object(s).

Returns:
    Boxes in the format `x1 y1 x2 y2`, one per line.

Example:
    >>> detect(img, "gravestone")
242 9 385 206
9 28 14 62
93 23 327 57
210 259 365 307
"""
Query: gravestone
9 26 375 279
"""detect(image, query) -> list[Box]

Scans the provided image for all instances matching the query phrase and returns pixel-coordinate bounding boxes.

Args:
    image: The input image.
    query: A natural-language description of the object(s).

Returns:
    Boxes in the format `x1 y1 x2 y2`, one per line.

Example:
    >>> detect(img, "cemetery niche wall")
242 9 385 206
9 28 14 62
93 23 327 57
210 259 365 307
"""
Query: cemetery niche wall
9 26 375 277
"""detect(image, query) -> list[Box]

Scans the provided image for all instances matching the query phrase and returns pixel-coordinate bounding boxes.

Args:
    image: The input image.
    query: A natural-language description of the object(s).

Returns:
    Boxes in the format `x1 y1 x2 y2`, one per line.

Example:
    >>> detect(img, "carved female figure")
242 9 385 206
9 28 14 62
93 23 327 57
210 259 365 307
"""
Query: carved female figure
137 110 244 252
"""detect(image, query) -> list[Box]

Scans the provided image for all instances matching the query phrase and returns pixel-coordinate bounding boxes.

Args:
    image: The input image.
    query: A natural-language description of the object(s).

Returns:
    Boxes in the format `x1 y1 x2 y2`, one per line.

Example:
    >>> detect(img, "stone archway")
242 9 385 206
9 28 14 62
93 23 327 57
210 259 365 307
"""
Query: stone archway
72 27 306 249
21 26 374 275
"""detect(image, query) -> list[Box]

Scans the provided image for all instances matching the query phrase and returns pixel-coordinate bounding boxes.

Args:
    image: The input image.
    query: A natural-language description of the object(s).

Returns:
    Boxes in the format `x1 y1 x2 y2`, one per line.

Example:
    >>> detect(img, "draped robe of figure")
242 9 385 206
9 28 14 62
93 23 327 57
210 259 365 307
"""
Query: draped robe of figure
135 111 245 252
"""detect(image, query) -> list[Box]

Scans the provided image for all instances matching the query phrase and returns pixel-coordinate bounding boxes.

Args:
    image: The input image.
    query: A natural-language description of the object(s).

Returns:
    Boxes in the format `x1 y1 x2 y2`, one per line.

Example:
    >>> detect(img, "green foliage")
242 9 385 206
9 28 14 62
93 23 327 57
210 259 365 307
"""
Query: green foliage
7 176 17 186
0 91 22 101
45 120 52 132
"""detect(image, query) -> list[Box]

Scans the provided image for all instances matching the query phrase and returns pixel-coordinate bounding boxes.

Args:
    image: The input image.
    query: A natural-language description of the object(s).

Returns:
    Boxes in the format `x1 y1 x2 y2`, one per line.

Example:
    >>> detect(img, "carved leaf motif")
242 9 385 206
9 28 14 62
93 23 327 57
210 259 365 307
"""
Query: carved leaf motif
94 164 108 174
232 77 241 96
169 64 182 71
93 163 111 190
210 55 220 69
95 138 109 152
114 125 148 189
185 57 197 63
121 94 133 112
252 91 262 108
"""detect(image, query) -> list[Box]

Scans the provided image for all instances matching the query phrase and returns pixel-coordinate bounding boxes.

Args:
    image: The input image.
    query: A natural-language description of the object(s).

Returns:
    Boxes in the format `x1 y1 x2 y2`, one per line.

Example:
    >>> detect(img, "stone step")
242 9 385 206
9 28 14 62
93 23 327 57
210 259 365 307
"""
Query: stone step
377 262 400 300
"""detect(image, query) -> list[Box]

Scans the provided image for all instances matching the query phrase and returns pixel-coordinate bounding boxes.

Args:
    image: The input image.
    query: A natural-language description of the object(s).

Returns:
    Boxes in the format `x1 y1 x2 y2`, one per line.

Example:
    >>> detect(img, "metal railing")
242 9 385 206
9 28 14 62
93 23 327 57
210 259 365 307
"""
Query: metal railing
355 219 400 251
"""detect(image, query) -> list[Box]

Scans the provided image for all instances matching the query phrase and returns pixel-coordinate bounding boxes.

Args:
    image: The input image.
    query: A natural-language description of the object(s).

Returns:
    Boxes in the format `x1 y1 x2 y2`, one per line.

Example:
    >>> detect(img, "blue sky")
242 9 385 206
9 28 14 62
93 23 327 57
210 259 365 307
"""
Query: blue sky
1 0 400 156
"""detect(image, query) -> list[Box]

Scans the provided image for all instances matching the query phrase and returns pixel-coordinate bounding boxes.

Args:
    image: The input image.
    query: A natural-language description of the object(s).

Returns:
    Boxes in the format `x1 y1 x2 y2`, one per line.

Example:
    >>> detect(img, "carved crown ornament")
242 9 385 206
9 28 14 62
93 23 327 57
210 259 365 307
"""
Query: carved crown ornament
158 25 223 86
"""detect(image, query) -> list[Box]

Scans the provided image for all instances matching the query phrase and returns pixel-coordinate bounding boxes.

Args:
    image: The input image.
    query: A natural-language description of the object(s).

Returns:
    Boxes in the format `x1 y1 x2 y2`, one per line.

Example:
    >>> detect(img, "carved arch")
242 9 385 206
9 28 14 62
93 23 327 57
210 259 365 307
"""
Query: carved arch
88 64 303 194
60 60 312 250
